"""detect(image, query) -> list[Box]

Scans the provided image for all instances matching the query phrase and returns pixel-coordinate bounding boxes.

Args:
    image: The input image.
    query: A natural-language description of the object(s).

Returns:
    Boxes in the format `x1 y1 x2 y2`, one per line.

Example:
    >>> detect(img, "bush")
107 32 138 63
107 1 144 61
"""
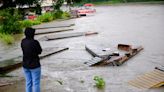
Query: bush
53 10 63 19
37 13 53 22
0 33 14 44
62 12 71 19
0 9 23 34
20 20 41 28
94 76 105 89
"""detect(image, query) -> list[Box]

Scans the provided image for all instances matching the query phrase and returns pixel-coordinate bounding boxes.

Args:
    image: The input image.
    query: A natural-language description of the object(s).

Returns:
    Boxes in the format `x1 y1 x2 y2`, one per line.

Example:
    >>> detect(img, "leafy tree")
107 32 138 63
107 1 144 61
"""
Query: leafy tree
53 0 64 11
0 0 40 9
15 0 40 7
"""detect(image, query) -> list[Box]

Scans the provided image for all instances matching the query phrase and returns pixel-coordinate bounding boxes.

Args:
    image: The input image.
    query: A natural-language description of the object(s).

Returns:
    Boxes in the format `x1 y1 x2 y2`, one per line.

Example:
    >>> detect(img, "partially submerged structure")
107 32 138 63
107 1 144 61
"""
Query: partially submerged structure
85 44 143 66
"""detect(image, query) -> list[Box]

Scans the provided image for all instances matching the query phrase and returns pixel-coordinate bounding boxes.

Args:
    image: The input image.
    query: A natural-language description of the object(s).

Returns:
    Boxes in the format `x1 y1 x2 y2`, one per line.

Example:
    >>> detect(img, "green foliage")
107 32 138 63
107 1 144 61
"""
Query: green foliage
37 13 53 22
0 33 14 44
15 0 40 6
62 12 71 19
53 0 64 11
94 76 105 89
20 20 41 28
53 10 63 19
0 9 23 34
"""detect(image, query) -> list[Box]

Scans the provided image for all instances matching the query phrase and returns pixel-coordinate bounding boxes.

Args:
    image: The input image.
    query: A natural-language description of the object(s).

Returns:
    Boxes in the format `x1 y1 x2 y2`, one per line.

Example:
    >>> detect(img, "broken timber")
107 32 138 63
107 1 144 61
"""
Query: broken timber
0 47 69 74
40 32 98 41
85 44 143 66
128 69 164 89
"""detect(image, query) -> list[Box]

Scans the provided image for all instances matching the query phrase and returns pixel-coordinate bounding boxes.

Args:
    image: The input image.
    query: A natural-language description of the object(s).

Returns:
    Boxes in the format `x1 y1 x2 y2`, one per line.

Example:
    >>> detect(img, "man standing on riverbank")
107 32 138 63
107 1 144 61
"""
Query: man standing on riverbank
21 27 42 92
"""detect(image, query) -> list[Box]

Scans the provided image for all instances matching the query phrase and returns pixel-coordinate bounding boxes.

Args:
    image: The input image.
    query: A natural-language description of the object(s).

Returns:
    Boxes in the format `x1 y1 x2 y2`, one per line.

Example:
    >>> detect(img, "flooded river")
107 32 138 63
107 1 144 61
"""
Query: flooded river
0 4 164 92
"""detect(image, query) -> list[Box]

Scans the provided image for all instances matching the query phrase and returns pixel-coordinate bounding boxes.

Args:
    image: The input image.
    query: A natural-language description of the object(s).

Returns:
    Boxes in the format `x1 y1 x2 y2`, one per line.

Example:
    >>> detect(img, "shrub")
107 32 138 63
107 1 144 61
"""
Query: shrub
20 20 41 28
94 76 105 89
0 33 14 44
62 12 71 19
53 10 63 19
0 9 23 34
37 13 53 22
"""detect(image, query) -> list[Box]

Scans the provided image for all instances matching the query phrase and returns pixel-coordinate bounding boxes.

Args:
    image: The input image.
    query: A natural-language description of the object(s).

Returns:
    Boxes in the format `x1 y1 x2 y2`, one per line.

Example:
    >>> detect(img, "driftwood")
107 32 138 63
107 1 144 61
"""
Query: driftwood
0 47 69 74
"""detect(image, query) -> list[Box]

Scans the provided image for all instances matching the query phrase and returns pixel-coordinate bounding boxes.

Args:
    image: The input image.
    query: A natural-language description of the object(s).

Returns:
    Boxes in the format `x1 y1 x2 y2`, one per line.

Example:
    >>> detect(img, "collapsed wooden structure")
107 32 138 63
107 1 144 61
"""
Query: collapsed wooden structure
0 47 69 74
128 67 164 89
84 44 143 66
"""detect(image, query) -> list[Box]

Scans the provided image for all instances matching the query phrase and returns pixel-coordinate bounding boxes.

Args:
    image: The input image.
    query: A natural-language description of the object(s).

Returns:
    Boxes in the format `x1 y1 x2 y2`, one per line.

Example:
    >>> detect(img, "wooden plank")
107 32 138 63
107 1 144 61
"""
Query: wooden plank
152 82 164 88
129 77 162 89
128 69 164 89
85 46 101 57
128 81 145 89
155 66 164 72
135 76 162 87
144 71 164 80
154 69 164 75
128 80 147 89
0 47 69 74
35 29 73 35
84 57 106 66
40 32 98 41
34 24 75 30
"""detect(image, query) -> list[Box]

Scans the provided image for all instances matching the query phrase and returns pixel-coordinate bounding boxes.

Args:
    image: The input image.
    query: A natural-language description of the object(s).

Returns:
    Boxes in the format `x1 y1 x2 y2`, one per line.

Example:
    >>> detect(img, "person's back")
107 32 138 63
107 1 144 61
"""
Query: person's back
21 37 42 69
21 27 42 92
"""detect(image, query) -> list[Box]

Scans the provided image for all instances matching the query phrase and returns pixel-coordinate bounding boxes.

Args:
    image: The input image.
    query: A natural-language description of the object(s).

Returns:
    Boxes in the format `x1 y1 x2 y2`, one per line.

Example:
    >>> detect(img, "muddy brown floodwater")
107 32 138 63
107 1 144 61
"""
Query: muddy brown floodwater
0 4 164 92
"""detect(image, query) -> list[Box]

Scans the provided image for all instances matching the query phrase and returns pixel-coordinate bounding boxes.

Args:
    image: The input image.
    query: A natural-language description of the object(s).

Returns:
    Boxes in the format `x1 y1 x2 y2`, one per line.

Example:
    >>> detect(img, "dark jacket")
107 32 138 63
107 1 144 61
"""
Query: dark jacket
21 28 42 69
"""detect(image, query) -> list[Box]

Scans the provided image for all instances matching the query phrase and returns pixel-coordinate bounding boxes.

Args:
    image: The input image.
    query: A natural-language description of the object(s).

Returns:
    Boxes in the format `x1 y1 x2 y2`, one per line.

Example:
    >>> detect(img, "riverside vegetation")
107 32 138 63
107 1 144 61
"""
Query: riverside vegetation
0 8 70 45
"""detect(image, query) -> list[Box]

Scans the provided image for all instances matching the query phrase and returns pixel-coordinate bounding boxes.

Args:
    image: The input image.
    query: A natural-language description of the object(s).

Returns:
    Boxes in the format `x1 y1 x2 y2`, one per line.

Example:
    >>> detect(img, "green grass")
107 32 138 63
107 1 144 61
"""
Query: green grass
20 20 41 28
37 13 54 22
0 33 14 45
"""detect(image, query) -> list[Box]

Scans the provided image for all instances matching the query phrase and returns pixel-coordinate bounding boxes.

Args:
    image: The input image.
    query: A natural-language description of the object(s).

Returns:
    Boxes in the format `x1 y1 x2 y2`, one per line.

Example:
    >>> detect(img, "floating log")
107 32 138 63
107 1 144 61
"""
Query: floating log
40 32 98 41
35 29 74 35
0 47 69 74
85 44 143 66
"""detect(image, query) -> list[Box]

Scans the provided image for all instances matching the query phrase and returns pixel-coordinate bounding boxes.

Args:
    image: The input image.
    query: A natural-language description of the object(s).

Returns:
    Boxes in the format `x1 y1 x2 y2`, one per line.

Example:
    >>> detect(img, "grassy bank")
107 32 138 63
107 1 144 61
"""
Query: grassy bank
0 10 71 45
0 33 14 45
